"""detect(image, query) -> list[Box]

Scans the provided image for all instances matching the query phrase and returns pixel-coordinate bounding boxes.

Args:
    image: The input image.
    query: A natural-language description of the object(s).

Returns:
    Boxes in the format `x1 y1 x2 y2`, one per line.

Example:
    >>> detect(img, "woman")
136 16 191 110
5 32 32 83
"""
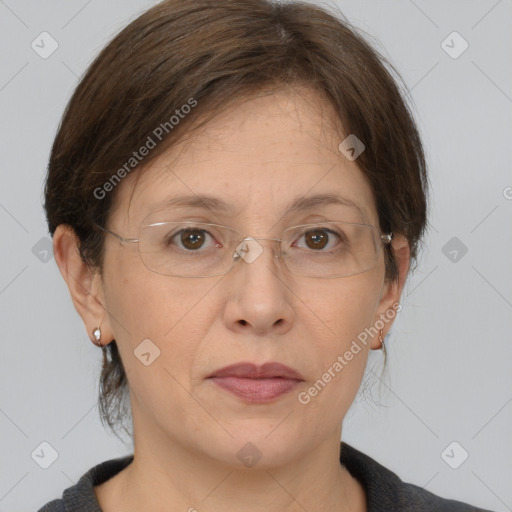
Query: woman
37 0 495 510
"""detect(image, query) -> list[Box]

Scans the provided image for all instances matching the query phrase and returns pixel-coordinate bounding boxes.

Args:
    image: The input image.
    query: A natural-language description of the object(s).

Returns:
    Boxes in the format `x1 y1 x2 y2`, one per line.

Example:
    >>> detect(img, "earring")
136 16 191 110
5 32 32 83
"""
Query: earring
379 329 386 355
93 327 102 347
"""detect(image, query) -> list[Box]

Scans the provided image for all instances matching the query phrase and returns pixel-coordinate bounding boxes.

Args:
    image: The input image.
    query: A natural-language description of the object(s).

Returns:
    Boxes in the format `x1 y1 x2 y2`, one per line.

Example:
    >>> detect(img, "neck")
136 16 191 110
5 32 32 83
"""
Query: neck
100 430 365 512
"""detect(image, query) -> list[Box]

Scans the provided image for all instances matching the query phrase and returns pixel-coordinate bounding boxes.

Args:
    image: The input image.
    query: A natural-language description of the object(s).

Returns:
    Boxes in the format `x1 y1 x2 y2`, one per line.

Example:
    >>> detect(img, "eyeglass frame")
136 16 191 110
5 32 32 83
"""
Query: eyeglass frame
92 219 393 279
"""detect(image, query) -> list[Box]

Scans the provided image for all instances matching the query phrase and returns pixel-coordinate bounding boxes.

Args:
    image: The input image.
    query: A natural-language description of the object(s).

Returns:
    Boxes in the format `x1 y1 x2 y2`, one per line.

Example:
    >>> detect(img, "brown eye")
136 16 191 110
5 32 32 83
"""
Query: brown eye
295 228 343 251
304 229 329 250
180 229 207 250
168 228 223 252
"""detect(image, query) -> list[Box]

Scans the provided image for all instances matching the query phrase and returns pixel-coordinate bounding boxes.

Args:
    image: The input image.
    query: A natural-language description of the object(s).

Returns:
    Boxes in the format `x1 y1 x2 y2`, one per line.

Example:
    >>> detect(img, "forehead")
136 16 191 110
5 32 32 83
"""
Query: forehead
110 88 378 229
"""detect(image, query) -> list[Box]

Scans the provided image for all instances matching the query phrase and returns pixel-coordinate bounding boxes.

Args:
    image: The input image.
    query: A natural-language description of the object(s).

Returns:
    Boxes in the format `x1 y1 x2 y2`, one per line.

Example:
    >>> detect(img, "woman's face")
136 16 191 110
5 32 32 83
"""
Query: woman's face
88 87 407 468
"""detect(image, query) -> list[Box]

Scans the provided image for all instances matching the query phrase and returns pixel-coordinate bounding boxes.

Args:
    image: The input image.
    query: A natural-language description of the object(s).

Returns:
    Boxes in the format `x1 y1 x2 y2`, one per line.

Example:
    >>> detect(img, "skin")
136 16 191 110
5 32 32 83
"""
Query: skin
54 85 410 512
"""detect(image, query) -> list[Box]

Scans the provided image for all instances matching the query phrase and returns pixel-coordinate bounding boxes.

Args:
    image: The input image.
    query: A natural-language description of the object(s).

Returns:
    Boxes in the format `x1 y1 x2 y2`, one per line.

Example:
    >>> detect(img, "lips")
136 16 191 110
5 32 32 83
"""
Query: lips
208 362 304 380
208 362 304 403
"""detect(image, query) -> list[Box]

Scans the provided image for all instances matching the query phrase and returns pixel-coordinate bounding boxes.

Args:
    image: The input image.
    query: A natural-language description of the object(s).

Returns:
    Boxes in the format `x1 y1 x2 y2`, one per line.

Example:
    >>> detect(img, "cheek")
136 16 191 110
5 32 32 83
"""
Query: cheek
300 271 381 345
294 273 381 412
102 271 206 415
103 258 219 373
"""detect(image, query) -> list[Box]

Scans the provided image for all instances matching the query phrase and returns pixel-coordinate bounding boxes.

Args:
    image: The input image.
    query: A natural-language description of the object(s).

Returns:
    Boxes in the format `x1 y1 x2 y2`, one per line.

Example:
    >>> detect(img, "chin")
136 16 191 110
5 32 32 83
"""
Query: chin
195 422 308 470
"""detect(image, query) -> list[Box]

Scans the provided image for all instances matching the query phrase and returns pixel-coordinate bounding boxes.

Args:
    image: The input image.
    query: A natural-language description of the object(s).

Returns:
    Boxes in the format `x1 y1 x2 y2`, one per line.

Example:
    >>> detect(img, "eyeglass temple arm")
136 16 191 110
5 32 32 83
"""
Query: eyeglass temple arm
93 223 139 244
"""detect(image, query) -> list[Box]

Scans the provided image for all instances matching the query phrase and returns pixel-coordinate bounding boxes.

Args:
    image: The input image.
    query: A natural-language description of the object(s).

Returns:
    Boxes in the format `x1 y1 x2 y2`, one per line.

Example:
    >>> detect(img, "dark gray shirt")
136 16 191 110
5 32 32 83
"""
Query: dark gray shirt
36 442 494 511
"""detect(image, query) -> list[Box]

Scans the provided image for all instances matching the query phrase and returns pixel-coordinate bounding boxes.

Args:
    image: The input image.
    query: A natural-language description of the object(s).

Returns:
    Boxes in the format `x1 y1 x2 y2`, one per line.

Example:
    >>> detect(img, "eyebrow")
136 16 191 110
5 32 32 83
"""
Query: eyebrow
152 193 368 221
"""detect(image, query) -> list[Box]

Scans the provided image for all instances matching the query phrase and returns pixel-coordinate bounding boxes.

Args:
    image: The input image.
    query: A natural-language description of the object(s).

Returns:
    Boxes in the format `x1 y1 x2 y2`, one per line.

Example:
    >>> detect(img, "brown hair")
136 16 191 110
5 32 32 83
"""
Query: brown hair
45 0 428 438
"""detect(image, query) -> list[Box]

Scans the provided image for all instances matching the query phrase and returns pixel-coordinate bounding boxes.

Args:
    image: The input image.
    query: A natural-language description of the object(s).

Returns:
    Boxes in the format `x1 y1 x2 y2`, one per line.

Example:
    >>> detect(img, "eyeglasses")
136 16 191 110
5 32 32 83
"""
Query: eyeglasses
93 218 392 279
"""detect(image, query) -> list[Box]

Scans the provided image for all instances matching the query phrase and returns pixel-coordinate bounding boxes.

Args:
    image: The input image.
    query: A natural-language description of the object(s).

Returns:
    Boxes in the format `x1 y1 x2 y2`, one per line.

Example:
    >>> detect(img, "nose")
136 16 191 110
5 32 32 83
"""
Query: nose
224 237 294 336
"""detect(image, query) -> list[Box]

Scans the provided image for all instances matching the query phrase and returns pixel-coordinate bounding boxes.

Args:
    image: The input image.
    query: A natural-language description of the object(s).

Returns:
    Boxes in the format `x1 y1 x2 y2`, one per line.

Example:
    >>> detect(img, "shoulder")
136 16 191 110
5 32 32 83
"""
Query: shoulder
36 499 66 512
399 480 494 511
339 442 494 512
36 455 134 512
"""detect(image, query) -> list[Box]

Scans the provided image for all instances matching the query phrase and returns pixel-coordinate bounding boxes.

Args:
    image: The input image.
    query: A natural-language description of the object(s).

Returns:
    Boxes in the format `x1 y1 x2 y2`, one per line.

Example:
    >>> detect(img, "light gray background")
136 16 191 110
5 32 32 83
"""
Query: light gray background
1 0 511 511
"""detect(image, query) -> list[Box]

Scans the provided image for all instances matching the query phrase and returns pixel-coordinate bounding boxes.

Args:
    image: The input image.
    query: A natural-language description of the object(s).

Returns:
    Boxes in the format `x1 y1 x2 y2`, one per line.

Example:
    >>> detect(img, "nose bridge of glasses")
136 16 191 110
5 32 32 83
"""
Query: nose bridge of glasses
232 235 283 265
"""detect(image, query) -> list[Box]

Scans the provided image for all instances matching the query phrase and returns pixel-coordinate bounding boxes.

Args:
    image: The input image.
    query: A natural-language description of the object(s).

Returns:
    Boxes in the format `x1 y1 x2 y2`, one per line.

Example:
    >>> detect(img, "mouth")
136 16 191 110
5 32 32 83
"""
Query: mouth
207 362 304 403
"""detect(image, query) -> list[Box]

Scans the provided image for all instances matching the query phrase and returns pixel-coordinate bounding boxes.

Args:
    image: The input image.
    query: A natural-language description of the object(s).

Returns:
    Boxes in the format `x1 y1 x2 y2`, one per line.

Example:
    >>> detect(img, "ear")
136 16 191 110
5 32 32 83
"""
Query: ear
370 233 410 349
53 224 114 347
